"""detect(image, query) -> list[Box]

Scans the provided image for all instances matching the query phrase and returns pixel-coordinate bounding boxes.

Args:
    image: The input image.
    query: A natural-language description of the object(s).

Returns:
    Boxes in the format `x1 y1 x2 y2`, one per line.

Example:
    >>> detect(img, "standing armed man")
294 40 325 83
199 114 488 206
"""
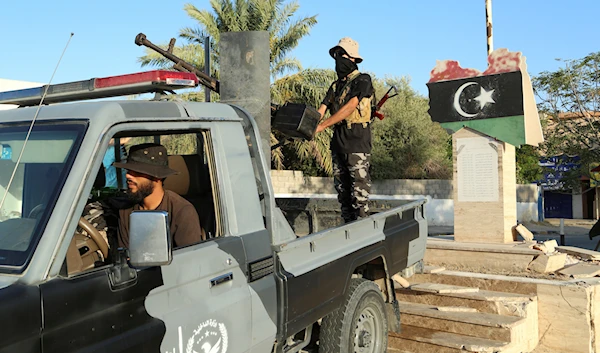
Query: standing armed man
316 37 375 223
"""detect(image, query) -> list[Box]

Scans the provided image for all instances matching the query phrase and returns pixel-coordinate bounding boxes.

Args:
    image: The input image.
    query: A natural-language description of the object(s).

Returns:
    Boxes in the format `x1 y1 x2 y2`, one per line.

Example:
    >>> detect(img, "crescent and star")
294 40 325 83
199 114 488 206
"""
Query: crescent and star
453 82 496 118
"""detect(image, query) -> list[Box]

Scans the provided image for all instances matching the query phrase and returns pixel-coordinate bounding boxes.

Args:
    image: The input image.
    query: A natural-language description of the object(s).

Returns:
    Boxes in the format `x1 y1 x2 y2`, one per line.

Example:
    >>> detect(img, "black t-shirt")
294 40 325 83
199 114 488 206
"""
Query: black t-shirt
322 73 373 154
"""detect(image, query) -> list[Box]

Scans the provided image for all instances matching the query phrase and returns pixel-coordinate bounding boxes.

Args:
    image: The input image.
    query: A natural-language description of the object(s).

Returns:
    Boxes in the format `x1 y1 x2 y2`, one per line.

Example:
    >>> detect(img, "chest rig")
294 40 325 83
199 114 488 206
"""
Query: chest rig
330 70 373 129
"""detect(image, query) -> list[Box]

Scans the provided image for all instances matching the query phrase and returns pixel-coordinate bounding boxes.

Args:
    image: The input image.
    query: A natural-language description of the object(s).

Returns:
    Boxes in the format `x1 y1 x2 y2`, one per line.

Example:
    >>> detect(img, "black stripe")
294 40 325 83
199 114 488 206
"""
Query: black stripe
427 71 524 123
40 266 165 352
0 285 41 353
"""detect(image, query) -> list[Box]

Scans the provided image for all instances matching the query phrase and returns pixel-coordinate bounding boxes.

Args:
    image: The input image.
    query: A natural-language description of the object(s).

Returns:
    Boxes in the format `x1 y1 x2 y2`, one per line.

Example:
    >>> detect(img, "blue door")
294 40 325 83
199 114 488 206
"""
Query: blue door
544 191 573 219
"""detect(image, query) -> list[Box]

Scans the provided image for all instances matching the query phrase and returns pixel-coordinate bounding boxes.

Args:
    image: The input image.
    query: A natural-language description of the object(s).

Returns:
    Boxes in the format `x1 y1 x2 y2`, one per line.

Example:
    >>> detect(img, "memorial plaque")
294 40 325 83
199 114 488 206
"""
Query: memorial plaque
456 137 499 202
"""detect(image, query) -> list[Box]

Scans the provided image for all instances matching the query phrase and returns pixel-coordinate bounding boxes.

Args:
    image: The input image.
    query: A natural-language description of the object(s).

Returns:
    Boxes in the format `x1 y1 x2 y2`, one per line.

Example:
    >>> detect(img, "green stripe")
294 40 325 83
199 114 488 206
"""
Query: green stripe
441 115 525 146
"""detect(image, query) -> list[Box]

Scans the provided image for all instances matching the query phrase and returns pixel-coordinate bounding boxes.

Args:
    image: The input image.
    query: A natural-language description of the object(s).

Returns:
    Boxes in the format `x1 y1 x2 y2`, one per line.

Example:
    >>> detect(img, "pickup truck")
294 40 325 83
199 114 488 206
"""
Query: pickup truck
0 70 427 353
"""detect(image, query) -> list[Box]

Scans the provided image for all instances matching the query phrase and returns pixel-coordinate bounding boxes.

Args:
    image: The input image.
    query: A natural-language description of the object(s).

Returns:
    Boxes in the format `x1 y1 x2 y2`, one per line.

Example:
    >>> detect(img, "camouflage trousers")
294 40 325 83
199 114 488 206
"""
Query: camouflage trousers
332 152 372 223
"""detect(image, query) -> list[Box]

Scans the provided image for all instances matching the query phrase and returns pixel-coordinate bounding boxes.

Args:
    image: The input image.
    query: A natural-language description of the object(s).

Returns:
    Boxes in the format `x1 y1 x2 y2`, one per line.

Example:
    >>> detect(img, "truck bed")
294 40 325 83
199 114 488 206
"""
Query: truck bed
276 198 427 275
274 198 428 337
276 197 421 236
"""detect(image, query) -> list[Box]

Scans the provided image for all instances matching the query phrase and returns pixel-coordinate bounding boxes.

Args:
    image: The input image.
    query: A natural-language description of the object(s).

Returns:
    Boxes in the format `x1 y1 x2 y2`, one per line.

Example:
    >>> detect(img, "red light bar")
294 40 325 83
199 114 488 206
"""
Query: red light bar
95 71 198 89
0 70 199 107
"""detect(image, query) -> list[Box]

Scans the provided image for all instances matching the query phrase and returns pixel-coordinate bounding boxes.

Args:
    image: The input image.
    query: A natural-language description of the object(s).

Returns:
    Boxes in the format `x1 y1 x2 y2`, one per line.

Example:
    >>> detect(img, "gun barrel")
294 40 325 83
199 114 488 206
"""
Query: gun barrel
135 33 220 93
375 85 398 110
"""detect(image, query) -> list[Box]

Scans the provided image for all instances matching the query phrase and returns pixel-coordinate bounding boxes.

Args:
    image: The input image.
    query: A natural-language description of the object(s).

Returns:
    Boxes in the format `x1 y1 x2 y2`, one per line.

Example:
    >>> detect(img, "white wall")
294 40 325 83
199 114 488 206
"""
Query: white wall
274 193 537 227
573 193 584 219
271 171 539 227
517 202 539 223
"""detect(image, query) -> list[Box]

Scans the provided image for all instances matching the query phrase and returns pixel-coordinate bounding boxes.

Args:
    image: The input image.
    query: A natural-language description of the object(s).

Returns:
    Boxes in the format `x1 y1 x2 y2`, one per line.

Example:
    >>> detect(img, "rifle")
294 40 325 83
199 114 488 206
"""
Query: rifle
135 33 219 93
372 86 398 120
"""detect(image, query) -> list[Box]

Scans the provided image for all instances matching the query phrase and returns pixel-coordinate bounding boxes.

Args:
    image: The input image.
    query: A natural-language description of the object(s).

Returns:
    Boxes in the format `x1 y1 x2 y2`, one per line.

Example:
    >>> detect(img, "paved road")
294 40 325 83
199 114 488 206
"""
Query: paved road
428 218 600 251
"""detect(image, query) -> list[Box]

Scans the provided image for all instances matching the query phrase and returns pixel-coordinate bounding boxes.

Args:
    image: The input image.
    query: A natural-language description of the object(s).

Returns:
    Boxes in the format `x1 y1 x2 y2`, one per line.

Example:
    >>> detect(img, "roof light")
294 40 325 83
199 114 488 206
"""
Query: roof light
0 70 199 107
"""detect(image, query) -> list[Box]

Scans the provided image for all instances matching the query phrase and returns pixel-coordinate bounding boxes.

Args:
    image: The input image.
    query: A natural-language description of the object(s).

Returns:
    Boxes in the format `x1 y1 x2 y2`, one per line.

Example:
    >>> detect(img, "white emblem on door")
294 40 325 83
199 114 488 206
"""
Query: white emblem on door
166 320 228 353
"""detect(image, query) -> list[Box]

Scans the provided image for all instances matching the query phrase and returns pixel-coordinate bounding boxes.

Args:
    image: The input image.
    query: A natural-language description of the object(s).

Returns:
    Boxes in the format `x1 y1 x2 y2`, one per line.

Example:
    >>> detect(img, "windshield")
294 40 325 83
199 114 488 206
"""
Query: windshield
0 121 86 271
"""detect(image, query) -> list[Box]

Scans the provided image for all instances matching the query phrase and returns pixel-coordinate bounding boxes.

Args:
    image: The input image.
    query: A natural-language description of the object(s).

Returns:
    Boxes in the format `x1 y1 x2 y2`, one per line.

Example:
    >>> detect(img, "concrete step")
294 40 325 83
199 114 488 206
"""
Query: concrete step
425 238 541 274
388 325 515 353
410 271 538 296
397 301 532 352
396 283 535 317
410 283 480 293
404 273 544 352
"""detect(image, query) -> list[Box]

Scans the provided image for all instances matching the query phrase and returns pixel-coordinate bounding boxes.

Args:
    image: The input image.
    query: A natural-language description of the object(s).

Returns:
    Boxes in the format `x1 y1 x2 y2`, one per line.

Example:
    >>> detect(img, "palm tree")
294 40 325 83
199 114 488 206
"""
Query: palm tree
138 0 335 175
139 0 315 82
271 68 337 174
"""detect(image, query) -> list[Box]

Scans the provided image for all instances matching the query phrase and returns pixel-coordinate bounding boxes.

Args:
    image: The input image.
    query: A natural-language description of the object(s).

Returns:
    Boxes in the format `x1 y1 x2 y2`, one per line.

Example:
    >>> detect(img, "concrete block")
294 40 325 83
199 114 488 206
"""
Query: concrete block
513 224 534 242
536 283 593 352
557 246 600 261
528 253 567 273
558 263 600 279
532 240 559 254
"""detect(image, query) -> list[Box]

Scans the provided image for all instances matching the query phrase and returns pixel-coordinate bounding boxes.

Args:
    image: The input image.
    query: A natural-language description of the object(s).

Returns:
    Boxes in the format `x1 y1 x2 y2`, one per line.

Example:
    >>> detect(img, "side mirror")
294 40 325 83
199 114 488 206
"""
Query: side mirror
128 210 172 267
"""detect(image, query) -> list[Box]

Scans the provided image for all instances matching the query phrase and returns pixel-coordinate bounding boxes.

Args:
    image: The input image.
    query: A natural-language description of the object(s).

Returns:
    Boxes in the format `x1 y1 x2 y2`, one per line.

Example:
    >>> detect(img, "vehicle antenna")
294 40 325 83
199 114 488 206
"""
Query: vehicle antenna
0 33 74 212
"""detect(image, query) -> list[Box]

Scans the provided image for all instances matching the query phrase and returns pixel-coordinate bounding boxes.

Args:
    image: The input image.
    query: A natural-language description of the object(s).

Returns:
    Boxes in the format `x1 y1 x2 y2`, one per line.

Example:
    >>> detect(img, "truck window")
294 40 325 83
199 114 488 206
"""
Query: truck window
0 122 86 271
64 130 221 276
159 131 221 240
103 137 131 189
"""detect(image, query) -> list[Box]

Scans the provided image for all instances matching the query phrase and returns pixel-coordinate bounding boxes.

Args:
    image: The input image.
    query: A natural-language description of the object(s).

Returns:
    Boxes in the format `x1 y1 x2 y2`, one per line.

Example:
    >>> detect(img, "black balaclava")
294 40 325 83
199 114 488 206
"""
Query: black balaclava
335 56 358 79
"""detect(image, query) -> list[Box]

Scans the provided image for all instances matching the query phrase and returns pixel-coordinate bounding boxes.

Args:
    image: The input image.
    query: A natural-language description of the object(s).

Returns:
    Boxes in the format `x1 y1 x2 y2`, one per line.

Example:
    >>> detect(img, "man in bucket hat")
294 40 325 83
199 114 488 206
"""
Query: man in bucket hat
316 37 374 223
113 143 203 248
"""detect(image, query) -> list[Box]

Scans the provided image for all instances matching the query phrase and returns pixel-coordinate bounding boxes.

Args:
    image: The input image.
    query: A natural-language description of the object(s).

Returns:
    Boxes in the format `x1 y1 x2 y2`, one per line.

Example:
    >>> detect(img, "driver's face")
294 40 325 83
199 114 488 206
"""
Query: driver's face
125 170 153 194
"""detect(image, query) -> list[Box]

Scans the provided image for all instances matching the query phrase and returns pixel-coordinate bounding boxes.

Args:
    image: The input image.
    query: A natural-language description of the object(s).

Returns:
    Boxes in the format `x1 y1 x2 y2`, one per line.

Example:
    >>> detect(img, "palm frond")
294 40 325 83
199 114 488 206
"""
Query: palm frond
271 132 285 169
138 44 205 69
271 57 302 79
269 1 299 35
272 68 336 106
271 15 317 62
179 26 208 45
184 3 222 41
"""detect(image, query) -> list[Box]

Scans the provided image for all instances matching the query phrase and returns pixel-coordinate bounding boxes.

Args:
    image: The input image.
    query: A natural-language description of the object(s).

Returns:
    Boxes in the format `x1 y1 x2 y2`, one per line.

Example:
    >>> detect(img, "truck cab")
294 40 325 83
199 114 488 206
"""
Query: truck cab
0 71 427 353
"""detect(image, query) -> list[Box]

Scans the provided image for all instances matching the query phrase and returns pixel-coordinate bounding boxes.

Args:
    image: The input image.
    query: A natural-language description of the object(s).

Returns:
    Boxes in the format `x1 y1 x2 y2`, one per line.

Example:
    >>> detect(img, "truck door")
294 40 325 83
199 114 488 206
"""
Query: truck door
148 237 251 353
40 128 253 353
147 130 253 353
39 264 167 352
40 233 252 353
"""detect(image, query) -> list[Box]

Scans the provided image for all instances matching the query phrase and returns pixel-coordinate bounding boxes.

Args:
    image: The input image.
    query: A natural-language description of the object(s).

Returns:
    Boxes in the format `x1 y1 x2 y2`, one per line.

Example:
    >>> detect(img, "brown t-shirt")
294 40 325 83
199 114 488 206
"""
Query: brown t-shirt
118 190 203 248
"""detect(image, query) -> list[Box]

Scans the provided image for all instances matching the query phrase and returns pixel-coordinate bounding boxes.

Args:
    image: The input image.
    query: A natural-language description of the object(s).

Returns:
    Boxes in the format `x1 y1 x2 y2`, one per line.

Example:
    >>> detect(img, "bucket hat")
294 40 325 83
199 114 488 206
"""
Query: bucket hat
329 37 363 63
113 143 178 179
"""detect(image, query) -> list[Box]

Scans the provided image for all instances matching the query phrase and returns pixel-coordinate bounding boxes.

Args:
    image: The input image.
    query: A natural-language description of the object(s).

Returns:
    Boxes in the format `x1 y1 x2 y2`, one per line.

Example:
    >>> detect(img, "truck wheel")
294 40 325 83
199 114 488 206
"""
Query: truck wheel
319 278 388 353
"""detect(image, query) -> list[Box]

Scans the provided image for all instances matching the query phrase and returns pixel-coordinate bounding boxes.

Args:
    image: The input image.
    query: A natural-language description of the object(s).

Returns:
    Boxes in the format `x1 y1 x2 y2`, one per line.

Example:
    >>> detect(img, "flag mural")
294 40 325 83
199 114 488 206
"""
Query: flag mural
426 48 544 147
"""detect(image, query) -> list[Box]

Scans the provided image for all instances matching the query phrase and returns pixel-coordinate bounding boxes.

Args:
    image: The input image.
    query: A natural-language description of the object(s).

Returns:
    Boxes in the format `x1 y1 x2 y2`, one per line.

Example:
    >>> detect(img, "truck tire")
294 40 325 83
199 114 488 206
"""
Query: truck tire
319 278 388 353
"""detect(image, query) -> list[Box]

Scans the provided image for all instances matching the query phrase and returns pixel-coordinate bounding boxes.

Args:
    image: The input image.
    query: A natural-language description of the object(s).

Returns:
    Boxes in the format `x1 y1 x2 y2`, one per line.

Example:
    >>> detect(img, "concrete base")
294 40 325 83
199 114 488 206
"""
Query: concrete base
411 270 600 353
452 128 517 243
411 238 600 352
